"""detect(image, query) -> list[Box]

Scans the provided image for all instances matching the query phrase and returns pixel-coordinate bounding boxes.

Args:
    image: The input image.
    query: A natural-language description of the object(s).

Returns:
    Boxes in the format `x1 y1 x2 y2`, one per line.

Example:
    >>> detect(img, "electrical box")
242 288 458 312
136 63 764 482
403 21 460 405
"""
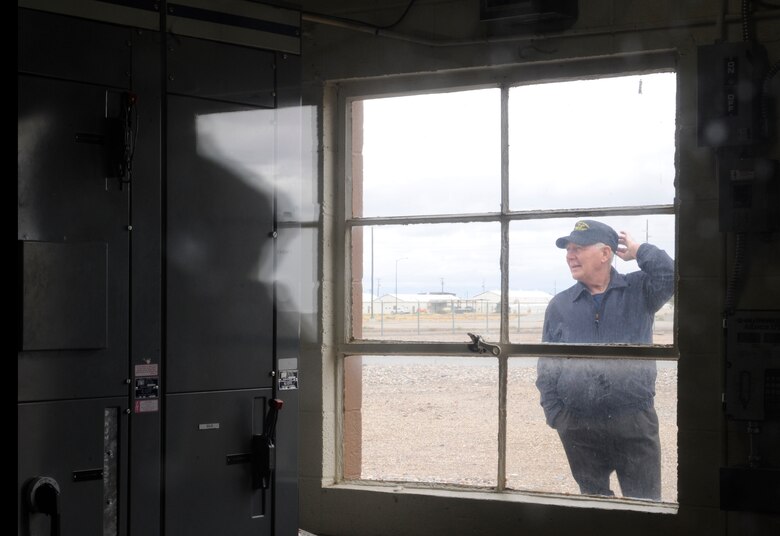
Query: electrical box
724 311 780 421
697 41 769 147
718 154 779 232
19 4 303 535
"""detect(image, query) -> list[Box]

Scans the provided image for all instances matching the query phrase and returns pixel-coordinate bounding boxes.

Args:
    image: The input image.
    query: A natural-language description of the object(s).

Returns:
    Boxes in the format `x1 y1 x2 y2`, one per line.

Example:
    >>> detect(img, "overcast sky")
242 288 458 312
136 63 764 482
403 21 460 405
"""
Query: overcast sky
360 72 677 297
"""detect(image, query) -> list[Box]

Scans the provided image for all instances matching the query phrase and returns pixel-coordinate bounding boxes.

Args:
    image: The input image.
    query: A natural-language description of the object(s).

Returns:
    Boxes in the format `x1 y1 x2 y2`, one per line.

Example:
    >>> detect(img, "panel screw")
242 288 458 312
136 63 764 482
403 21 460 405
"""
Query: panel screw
125 409 132 414
126 378 132 384
127 225 133 231
269 370 276 377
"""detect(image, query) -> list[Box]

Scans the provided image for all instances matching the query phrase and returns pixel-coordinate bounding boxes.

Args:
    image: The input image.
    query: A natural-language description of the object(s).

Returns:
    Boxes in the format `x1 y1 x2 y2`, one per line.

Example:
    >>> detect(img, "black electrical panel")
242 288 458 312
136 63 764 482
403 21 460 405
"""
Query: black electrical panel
717 154 779 232
724 311 780 422
697 41 769 147
19 3 303 535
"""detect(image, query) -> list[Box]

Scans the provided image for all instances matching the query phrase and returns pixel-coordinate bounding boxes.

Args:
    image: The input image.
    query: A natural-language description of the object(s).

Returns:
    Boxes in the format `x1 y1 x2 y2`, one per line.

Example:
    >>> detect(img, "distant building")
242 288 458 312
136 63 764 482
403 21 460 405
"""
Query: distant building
472 290 553 314
370 293 458 314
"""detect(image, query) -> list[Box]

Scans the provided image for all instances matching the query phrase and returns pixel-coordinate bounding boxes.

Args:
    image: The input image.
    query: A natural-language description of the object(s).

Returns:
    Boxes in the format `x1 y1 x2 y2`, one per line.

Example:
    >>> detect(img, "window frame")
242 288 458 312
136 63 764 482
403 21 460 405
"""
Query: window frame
331 55 680 498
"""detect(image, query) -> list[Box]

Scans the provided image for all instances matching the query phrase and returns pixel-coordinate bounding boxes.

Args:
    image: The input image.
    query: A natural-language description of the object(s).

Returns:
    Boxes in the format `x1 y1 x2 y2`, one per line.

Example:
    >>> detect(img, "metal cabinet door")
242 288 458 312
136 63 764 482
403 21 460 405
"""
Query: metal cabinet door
18 398 128 536
165 389 275 535
166 95 277 393
18 74 130 402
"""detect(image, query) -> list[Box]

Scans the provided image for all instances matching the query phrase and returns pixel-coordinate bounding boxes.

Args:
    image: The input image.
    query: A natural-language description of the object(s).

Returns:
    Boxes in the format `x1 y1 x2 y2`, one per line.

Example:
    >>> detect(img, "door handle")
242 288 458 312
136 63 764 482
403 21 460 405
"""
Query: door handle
252 398 283 490
25 476 61 536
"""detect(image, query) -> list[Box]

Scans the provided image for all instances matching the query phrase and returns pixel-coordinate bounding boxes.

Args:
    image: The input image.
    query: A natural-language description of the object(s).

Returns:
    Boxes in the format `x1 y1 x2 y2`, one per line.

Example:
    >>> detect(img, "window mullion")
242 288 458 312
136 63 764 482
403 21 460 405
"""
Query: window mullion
497 85 510 492
500 85 510 343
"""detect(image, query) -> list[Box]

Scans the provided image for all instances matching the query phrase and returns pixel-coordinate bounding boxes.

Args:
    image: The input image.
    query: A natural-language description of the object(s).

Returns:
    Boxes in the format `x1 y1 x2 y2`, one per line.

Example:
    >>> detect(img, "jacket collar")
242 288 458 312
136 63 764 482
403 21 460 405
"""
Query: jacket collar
571 267 627 302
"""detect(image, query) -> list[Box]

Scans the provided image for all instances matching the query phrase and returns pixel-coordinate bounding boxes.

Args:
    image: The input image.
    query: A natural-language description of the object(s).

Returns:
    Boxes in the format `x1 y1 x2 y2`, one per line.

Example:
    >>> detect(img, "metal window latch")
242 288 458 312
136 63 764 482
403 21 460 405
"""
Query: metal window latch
467 333 501 356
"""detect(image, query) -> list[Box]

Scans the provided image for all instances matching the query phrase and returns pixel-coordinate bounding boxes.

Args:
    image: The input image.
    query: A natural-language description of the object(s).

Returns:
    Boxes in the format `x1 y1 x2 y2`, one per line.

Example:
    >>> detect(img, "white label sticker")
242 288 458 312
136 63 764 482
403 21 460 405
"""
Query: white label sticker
278 357 298 371
198 423 220 430
135 363 159 377
134 399 159 413
278 369 299 390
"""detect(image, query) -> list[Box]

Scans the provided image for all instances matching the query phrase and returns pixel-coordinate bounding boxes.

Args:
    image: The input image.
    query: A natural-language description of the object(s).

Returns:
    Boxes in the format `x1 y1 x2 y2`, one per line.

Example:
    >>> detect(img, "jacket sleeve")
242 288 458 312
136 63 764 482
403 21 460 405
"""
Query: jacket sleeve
536 357 564 428
636 243 675 313
537 303 564 427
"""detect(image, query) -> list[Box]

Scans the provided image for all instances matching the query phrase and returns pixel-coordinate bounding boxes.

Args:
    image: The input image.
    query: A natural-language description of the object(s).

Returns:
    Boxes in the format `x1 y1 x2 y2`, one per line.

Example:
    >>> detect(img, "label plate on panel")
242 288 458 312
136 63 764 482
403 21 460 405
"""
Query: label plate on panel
198 423 220 430
135 363 159 377
278 369 298 390
135 399 159 413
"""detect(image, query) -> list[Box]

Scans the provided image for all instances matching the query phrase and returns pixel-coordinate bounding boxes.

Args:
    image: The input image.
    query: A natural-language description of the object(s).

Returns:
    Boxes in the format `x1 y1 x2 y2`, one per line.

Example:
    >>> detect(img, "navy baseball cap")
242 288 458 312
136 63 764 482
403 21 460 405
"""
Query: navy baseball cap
555 220 619 252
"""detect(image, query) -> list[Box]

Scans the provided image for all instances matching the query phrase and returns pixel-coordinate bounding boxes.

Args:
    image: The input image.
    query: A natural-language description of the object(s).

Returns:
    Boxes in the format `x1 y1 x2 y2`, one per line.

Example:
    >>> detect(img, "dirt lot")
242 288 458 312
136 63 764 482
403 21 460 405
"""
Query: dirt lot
357 358 678 504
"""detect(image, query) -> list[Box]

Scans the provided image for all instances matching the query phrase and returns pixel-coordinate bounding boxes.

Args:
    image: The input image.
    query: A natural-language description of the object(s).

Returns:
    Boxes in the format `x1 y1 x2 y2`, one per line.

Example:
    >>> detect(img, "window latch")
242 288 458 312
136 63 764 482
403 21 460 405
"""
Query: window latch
467 333 501 356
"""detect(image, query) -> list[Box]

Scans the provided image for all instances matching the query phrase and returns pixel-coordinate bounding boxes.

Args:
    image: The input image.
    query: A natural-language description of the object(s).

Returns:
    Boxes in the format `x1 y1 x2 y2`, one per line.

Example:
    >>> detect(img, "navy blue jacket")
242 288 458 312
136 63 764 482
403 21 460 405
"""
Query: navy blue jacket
536 243 674 427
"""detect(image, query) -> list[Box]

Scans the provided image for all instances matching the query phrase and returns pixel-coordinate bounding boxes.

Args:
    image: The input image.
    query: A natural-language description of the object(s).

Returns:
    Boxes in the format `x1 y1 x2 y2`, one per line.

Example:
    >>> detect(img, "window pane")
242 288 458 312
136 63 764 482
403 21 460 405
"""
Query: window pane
354 223 500 341
358 89 501 218
508 73 676 210
346 355 498 487
508 215 675 344
344 71 679 500
506 357 677 503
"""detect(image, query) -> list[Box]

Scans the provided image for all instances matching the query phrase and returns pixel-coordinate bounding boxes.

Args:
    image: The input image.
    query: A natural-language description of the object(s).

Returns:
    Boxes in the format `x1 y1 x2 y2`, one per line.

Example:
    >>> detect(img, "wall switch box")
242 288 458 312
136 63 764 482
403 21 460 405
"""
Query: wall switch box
718 153 779 232
698 41 769 147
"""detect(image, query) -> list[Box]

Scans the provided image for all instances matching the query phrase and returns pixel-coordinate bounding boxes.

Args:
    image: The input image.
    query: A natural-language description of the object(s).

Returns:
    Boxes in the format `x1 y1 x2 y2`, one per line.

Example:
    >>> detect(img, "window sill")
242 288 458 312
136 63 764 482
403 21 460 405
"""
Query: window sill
327 481 679 514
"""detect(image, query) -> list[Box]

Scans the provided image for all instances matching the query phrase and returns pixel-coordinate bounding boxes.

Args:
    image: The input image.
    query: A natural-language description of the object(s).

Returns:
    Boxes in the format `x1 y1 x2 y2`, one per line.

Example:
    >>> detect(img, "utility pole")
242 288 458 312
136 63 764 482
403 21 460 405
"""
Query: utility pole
395 257 407 313
370 227 374 318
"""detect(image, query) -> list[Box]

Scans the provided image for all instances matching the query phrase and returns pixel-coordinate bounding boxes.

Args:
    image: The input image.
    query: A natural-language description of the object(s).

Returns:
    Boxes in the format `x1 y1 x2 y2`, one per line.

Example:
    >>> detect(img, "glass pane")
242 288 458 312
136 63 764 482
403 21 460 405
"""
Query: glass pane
508 215 675 344
507 357 677 503
508 73 676 210
354 223 500 341
345 355 498 487
357 89 501 217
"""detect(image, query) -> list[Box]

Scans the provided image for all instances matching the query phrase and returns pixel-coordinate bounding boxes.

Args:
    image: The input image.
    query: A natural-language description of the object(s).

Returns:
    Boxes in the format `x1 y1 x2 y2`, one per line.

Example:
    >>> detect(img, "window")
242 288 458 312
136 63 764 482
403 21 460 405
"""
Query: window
341 72 678 503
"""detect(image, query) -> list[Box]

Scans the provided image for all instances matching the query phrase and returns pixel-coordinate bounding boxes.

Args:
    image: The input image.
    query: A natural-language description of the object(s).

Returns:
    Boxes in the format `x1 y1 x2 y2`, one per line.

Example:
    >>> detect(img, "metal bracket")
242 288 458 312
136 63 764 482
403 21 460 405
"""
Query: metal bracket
467 333 501 356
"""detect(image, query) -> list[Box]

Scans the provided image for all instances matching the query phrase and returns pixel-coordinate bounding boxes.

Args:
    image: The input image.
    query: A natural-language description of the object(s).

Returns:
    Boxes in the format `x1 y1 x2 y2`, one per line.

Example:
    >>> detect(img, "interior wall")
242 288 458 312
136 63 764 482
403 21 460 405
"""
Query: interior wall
297 1 780 535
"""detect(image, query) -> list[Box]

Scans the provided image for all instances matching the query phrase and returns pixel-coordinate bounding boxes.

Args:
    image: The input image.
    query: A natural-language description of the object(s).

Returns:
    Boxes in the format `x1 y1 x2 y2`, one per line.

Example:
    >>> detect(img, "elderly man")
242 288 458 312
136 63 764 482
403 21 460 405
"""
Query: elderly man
536 219 674 500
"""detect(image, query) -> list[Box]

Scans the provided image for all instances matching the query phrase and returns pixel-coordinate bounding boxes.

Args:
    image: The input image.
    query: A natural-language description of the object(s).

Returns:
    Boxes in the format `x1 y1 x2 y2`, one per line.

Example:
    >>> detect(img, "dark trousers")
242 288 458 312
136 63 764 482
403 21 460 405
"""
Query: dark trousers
557 406 661 500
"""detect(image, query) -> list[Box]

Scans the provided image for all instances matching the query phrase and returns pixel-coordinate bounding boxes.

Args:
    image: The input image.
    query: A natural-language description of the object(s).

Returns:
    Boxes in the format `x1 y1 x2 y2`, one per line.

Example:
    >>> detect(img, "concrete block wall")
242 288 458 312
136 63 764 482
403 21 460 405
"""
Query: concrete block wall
298 1 780 535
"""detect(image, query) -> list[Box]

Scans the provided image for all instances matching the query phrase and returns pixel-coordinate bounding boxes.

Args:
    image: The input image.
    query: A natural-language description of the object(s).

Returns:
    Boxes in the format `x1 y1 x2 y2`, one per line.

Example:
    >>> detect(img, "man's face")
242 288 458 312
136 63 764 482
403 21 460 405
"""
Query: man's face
565 242 610 282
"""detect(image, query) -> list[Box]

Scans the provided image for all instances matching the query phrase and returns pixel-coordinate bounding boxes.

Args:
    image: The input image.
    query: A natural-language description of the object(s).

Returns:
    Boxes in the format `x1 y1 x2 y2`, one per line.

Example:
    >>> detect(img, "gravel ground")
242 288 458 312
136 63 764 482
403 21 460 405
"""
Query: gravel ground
358 359 678 504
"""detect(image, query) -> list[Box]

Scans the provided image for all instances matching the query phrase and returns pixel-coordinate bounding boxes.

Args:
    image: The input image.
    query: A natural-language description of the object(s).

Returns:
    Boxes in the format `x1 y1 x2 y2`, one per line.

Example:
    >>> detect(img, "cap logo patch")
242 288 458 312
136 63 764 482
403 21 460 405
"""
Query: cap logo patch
573 221 590 231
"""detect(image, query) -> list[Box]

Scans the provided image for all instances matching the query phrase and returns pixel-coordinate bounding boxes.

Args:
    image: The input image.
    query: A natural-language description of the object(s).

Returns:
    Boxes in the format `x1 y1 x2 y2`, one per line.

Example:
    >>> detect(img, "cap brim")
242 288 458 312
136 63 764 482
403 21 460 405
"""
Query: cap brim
556 235 604 249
